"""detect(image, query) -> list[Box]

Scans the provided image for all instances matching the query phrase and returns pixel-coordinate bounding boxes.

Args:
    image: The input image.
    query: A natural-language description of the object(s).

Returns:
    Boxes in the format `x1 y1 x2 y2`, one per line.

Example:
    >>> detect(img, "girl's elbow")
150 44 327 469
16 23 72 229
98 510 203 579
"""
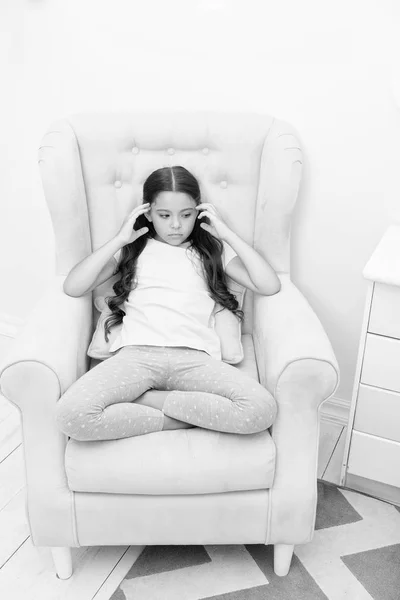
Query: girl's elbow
273 280 282 294
265 287 281 297
269 275 282 295
258 281 281 296
63 280 84 297
259 272 281 296
63 286 79 298
63 280 72 296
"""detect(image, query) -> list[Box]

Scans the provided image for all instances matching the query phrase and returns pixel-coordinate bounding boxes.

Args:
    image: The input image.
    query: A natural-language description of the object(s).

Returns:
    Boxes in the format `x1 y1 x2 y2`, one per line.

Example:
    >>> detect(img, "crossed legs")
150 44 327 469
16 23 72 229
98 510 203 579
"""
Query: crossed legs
56 345 277 441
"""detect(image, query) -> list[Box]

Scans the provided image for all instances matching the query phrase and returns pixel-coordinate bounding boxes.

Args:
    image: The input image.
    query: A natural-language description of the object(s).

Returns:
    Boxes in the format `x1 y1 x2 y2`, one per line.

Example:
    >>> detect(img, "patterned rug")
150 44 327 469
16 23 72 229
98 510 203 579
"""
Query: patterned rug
110 481 400 600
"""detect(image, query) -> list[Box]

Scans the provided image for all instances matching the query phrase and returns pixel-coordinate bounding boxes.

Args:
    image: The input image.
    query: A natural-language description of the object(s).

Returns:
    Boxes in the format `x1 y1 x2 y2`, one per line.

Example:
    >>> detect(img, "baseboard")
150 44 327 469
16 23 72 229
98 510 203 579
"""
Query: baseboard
344 472 400 507
0 313 25 339
320 396 350 426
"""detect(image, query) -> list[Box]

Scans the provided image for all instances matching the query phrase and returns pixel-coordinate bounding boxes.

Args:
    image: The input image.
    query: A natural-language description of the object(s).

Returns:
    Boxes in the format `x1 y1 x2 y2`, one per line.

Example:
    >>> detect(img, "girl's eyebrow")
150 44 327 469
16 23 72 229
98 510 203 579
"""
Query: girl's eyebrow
155 208 195 213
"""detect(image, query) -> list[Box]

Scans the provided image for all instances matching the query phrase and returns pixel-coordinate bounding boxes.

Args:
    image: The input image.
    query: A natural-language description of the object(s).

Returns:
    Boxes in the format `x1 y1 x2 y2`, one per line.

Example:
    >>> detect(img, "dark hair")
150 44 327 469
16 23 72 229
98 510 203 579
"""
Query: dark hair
104 165 244 341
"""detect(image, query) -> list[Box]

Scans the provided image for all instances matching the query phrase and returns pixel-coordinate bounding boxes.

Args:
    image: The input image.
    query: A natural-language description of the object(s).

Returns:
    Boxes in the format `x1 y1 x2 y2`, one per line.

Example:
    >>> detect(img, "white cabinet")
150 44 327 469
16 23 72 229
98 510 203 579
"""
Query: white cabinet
341 225 400 506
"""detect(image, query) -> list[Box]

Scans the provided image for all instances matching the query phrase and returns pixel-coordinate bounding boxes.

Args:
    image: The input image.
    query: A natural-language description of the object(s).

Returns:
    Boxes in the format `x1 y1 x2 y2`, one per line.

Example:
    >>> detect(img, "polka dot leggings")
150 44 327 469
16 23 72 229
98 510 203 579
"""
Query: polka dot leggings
56 345 277 441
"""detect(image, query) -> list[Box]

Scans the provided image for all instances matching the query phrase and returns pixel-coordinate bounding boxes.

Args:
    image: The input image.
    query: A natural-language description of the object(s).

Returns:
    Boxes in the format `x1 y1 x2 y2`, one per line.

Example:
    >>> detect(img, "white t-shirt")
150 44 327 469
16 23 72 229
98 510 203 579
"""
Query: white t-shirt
109 237 237 360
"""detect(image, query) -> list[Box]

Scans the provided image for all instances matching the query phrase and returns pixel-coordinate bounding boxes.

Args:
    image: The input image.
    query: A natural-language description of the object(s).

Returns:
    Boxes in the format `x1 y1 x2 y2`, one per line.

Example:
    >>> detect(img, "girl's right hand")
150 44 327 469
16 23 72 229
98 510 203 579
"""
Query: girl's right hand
116 203 151 245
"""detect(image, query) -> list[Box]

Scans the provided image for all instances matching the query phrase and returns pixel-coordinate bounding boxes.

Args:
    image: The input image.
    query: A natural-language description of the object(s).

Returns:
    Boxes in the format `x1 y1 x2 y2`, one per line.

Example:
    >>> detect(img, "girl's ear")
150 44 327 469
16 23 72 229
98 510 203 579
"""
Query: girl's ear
145 212 152 222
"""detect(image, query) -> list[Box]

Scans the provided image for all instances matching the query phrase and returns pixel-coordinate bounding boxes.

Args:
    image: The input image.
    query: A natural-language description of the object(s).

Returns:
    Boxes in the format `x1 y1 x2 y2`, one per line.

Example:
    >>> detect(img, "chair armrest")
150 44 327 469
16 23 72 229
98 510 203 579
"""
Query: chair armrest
253 274 340 545
0 276 91 547
0 275 92 404
253 274 339 403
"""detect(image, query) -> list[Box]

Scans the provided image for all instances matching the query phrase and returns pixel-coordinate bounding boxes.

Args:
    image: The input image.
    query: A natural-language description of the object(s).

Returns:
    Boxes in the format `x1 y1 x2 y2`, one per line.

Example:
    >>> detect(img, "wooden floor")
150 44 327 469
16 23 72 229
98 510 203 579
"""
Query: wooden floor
0 390 348 600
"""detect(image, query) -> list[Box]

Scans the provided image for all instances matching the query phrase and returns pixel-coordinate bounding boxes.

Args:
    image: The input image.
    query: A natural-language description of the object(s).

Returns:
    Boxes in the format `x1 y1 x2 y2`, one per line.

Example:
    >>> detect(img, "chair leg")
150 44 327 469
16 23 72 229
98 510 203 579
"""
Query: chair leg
51 547 73 579
273 543 294 576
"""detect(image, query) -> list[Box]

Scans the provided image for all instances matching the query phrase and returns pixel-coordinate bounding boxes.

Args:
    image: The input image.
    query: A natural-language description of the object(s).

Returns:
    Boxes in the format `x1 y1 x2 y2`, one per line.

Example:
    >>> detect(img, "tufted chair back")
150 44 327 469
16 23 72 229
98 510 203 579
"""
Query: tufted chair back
38 111 302 334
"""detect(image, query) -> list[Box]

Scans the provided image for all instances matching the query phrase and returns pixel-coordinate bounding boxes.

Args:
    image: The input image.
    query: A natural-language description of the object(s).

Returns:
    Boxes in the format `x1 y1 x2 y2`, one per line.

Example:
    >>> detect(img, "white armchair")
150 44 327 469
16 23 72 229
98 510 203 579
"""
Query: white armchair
0 111 339 579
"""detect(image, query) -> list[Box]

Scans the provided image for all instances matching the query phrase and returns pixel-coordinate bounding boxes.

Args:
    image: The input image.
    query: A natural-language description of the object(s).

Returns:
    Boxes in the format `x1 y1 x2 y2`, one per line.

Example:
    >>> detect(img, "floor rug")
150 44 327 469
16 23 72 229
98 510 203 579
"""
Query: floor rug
110 481 400 600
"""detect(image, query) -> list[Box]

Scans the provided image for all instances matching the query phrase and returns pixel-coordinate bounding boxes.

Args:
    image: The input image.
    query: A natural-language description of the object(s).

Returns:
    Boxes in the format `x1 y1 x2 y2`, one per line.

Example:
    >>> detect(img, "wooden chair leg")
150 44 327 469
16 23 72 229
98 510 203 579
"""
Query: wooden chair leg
51 547 73 579
273 543 294 576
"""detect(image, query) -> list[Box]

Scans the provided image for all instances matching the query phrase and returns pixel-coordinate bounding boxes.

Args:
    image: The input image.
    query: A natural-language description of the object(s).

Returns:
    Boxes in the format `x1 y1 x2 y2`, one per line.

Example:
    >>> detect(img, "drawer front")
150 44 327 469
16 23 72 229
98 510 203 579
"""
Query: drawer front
355 384 400 443
368 283 400 339
347 431 400 487
361 334 400 392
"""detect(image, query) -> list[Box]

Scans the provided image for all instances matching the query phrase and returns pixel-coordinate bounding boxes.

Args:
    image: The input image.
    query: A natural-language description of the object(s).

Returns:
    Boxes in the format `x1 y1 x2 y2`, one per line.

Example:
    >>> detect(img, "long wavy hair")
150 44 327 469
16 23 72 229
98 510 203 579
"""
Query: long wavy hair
104 165 244 341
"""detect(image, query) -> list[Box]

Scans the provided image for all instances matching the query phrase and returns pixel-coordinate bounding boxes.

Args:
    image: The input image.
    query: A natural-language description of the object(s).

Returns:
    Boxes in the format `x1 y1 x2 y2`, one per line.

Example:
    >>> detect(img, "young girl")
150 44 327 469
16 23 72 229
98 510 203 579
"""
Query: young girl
56 166 281 441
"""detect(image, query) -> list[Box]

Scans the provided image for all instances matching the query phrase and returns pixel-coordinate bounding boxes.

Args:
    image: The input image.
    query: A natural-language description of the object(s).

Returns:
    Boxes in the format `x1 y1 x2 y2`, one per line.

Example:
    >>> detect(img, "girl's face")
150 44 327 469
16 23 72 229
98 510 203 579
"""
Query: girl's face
145 191 198 246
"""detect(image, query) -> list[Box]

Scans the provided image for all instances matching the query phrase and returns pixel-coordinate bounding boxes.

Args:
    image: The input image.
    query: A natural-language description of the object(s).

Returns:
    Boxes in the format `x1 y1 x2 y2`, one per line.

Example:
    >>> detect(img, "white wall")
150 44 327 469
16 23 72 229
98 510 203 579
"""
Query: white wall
1 0 400 405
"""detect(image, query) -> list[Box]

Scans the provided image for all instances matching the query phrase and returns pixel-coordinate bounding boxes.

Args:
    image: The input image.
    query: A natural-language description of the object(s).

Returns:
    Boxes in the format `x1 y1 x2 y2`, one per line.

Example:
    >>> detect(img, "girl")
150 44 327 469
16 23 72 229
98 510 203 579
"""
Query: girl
56 166 281 441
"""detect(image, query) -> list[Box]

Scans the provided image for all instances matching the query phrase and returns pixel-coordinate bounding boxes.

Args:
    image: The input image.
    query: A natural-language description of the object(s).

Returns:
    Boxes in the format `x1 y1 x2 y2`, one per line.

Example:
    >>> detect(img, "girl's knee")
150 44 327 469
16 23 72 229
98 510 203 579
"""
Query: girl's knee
263 386 277 416
55 398 96 440
56 410 99 441
55 406 79 439
251 387 277 432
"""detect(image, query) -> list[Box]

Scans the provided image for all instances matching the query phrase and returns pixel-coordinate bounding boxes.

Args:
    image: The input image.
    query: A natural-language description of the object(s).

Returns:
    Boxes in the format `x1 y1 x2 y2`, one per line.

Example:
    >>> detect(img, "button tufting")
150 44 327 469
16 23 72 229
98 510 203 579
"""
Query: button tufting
202 147 209 155
167 147 175 155
114 180 122 188
131 147 139 154
220 180 228 189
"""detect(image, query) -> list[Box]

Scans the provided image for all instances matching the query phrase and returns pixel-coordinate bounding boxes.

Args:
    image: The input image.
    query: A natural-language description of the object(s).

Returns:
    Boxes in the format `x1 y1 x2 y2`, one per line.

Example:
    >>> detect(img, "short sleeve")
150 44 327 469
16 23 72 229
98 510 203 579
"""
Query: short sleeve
221 240 237 269
113 248 122 273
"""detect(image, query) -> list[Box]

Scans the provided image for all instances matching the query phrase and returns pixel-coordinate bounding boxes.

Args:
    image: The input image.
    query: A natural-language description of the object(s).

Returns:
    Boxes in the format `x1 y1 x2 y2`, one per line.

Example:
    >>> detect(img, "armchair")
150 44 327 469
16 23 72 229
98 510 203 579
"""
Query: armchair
0 111 339 580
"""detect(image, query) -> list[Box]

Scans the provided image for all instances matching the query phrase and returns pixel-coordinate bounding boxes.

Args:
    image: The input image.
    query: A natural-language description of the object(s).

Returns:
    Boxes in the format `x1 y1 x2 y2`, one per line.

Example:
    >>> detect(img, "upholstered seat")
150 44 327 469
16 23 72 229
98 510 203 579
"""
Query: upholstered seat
66 418 275 496
0 111 340 580
66 334 275 495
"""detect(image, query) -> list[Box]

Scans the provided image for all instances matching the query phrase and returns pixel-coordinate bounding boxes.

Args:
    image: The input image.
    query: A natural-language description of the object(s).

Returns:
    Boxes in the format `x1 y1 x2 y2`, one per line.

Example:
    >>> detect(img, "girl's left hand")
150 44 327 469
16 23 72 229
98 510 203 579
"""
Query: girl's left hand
195 203 232 241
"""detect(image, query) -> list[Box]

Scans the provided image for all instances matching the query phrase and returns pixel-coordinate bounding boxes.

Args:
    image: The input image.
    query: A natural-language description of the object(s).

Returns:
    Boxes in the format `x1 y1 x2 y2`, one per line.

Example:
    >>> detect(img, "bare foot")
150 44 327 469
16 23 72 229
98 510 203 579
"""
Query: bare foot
134 390 195 431
134 389 169 410
162 415 195 430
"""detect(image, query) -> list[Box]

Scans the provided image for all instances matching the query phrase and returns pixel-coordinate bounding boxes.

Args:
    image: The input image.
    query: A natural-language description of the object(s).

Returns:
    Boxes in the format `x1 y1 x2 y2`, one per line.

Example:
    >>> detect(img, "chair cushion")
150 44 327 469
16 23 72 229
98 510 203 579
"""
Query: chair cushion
66 427 275 495
65 334 276 495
